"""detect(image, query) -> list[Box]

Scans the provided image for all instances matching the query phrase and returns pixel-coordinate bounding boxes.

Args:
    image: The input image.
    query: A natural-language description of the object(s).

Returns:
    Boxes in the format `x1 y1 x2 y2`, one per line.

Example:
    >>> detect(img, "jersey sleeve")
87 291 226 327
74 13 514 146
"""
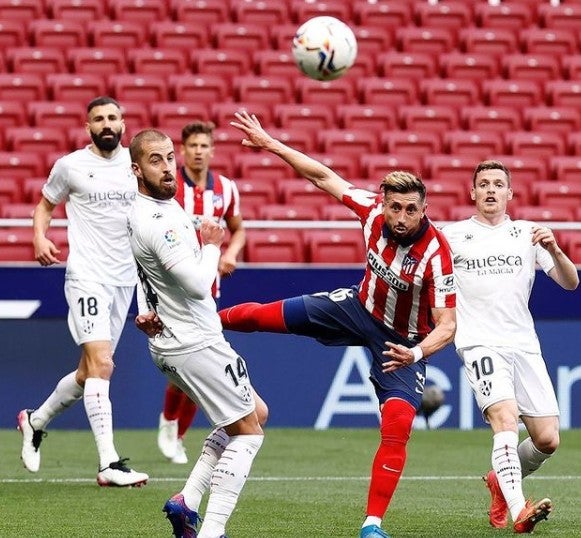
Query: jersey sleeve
341 187 379 221
146 216 199 271
426 235 456 309
41 158 70 205
223 177 241 219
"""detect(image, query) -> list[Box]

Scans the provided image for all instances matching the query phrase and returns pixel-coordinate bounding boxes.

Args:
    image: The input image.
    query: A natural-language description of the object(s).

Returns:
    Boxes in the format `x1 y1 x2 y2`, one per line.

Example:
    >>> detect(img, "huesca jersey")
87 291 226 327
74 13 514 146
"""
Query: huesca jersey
342 187 456 342
442 216 554 353
42 146 137 286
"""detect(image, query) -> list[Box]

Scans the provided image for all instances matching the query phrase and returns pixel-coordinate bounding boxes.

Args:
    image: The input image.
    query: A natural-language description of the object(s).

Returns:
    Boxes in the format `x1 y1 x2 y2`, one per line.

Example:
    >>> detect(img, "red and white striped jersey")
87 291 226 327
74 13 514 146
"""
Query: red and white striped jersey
174 167 242 298
343 188 456 342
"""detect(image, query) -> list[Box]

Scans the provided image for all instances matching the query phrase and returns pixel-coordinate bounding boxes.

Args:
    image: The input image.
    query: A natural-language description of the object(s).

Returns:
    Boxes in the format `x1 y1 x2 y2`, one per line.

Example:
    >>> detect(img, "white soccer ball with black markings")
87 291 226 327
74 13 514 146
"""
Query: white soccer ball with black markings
292 16 358 81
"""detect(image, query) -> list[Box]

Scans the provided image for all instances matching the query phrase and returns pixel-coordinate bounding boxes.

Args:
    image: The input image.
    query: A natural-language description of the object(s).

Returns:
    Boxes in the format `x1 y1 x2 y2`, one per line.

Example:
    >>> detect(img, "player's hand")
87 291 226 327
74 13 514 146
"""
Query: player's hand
218 252 237 277
532 225 558 252
34 237 61 266
230 111 274 150
381 341 415 372
135 311 163 337
200 218 225 248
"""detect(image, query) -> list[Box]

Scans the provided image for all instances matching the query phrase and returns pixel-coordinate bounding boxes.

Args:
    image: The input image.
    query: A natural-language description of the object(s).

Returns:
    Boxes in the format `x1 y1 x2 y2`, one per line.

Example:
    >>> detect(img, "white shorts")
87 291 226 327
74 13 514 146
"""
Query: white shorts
150 339 256 428
64 279 134 351
459 346 559 419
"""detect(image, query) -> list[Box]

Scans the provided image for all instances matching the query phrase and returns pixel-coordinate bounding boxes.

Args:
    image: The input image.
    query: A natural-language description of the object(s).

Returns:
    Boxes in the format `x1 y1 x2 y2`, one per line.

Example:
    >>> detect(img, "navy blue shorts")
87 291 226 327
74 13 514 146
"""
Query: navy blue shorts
283 286 426 410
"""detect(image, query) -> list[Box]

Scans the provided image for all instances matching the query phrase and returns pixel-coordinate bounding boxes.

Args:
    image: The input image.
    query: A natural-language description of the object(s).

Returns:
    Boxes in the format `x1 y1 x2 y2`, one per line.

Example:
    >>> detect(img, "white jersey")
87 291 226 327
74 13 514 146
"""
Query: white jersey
128 193 223 354
42 146 137 286
442 216 554 352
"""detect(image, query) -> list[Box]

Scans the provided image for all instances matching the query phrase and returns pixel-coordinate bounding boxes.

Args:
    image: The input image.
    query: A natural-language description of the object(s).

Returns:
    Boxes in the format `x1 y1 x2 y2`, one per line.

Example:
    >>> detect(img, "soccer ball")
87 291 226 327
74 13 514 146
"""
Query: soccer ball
420 385 445 417
292 16 358 81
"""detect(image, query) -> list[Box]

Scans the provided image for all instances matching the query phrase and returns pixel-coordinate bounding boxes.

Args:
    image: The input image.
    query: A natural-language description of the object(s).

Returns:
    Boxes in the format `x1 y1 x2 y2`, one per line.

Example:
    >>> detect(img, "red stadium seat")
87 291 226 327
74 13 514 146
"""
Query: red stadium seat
319 204 358 221
361 154 423 180
212 23 268 50
0 202 36 218
358 77 418 106
513 206 574 222
128 48 187 76
0 0 42 21
27 101 86 127
49 0 105 21
377 51 437 80
257 204 319 221
309 153 360 179
549 156 581 182
235 153 295 182
232 0 288 25
567 132 581 155
483 79 543 108
274 104 335 130
234 75 293 105
170 74 229 103
150 21 208 51
68 47 127 76
336 104 397 131
269 23 297 51
210 128 244 155
545 81 581 108
523 106 580 134
87 20 147 48
236 179 278 213
520 27 577 56
532 181 581 209
0 228 36 262
424 154 477 181
268 127 315 153
304 230 365 264
439 52 499 80
0 152 44 180
462 106 522 133
244 229 305 263
0 178 23 205
560 231 581 264
539 4 581 30
317 129 379 156
211 102 272 128
399 105 459 132
0 74 46 102
22 177 46 203
352 26 393 55
0 101 26 129
28 19 87 48
109 0 169 22
459 27 518 56
420 78 480 107
193 48 251 78
47 73 106 102
396 27 456 55
488 155 548 184
502 54 560 82
505 131 565 158
109 74 168 102
173 0 229 24
424 179 468 207
381 131 442 156
475 3 533 29
561 55 581 81
5 126 68 153
0 20 26 48
6 47 67 74
254 50 297 78
118 101 150 133
444 130 505 158
291 0 351 23
415 1 472 29
295 78 356 106
353 1 412 29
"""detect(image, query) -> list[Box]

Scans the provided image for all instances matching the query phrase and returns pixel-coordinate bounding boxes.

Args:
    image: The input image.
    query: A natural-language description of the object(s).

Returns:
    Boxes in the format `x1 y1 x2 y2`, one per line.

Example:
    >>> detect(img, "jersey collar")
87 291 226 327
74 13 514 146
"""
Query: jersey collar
180 166 214 191
382 216 430 247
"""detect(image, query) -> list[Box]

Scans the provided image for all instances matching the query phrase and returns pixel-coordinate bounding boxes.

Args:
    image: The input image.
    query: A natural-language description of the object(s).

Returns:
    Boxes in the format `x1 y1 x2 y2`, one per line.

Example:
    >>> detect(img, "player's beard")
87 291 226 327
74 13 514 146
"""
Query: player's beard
144 174 177 200
91 129 122 152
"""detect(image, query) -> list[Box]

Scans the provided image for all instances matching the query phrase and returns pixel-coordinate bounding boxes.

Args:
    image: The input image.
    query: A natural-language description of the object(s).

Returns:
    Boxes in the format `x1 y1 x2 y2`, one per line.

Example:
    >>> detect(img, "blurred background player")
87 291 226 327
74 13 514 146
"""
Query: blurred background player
442 160 578 533
220 112 456 538
128 129 263 538
18 96 148 487
158 121 247 464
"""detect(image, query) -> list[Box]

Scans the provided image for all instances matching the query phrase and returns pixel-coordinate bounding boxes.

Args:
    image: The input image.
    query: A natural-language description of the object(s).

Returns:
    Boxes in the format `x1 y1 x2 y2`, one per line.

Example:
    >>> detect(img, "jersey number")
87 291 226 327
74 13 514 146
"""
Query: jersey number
78 296 98 317
225 357 248 387
471 355 494 381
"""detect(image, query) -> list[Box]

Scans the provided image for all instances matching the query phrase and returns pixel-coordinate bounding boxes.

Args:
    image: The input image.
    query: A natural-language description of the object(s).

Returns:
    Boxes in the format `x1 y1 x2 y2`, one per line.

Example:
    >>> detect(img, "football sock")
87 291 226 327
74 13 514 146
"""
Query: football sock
163 383 184 421
362 516 382 528
177 393 198 438
219 301 287 332
182 428 230 510
518 436 551 478
198 434 263 538
492 431 525 521
84 377 119 468
365 398 415 518
30 370 83 430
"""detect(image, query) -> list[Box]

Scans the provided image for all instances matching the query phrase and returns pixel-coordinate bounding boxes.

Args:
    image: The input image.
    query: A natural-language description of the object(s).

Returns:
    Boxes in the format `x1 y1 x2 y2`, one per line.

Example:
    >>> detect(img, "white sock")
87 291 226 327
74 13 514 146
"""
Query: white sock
518 436 551 478
198 434 263 538
492 431 525 521
84 377 119 468
363 516 382 528
30 371 84 430
182 428 230 510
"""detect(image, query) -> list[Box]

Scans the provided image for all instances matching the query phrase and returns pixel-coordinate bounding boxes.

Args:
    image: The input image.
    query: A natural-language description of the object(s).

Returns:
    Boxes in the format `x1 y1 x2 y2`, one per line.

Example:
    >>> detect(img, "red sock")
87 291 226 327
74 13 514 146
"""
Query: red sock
177 392 198 438
219 301 288 332
366 398 416 518
163 383 184 421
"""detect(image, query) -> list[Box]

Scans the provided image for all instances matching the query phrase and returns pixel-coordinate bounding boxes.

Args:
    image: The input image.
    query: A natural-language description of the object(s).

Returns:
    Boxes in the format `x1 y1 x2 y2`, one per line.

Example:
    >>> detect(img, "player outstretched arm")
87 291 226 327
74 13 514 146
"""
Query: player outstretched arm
230 111 352 202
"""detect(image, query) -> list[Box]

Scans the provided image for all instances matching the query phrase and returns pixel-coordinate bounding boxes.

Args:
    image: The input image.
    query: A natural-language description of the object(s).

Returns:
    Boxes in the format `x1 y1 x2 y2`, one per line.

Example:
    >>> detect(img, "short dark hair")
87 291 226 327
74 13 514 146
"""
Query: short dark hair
472 160 511 187
181 121 216 144
380 171 426 203
129 129 171 162
87 96 121 114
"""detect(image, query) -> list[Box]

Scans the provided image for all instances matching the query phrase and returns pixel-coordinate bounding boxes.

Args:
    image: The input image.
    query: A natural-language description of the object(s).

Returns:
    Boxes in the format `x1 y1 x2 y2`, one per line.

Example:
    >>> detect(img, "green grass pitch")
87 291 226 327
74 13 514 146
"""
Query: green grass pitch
2 428 580 537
